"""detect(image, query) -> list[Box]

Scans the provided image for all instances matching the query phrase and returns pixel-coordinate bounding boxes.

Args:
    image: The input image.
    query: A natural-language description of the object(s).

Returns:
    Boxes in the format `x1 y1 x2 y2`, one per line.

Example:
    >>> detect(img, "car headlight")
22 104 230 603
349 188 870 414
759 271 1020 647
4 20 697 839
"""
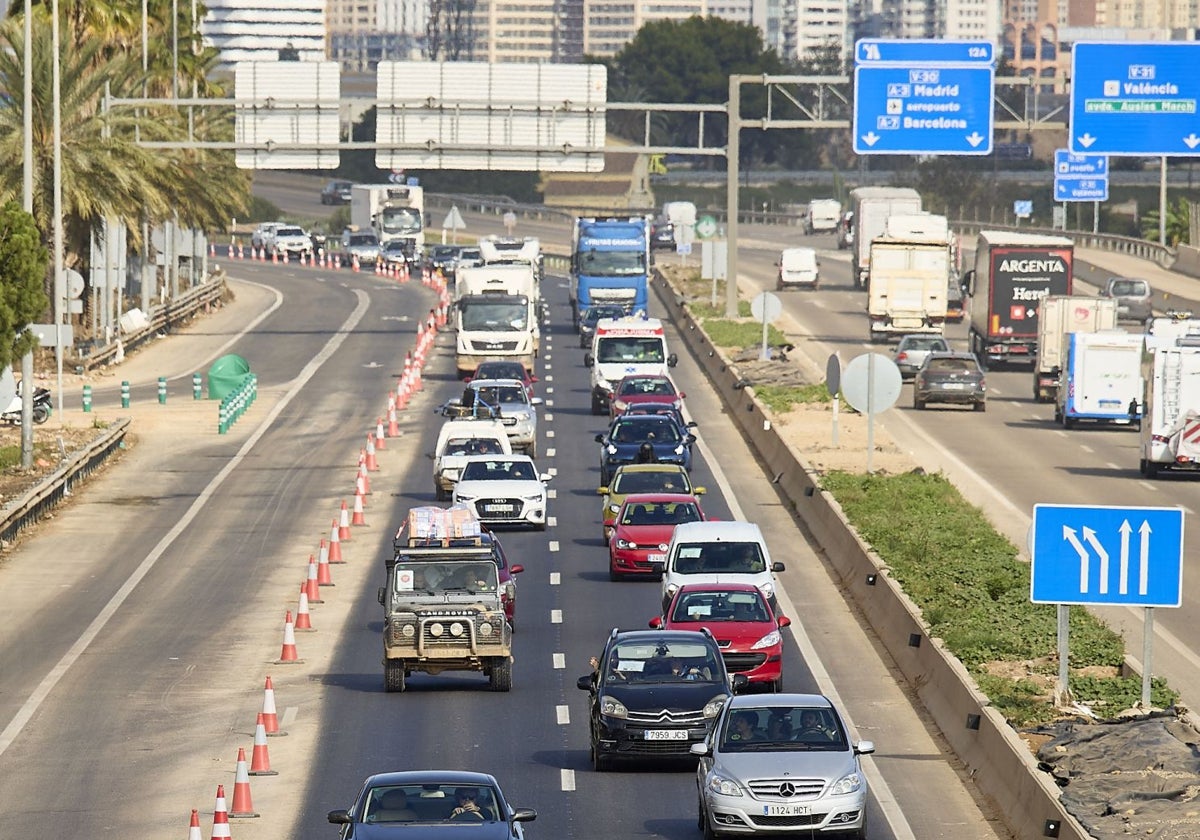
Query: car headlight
596 377 611 391
704 696 729 718
751 630 782 650
666 583 679 598
606 444 617 455
599 697 628 718
455 494 476 503
613 399 628 412
521 493 544 502
674 444 685 455
828 772 864 796
760 582 775 600
616 538 638 549
707 773 744 797
608 504 620 515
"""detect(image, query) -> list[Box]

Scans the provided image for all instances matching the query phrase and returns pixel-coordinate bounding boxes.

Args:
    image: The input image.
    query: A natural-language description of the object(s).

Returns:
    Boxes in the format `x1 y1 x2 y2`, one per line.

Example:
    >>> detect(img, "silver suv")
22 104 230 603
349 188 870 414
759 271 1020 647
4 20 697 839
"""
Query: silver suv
1102 277 1153 322
462 379 543 457
693 693 874 839
341 229 381 267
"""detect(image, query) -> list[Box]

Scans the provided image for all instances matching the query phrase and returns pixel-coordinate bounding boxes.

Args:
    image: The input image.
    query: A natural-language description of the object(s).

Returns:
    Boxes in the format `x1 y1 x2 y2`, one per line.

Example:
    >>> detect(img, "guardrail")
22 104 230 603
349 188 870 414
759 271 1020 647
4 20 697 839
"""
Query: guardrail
0 419 131 544
952 222 1176 268
70 272 228 371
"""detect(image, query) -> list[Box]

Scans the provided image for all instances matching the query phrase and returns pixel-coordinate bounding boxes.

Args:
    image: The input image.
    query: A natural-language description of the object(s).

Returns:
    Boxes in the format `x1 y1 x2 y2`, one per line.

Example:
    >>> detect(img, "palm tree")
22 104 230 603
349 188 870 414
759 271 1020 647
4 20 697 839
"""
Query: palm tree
1141 198 1191 246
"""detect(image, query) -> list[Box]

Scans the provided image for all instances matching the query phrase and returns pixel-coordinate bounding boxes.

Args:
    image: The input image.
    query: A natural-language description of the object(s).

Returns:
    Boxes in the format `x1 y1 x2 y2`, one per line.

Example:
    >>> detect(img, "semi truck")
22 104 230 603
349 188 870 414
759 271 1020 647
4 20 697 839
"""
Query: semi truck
454 292 539 379
1140 339 1200 477
1033 296 1118 403
569 217 651 327
350 184 425 256
1054 331 1144 429
848 186 922 289
865 213 950 341
964 231 1074 369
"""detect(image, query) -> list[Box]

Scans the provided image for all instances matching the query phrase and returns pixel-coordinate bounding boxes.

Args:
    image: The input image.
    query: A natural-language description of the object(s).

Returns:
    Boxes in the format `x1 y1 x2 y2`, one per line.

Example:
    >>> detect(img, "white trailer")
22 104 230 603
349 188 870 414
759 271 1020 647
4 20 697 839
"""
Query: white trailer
350 184 425 253
1140 342 1200 477
849 187 922 289
865 228 950 341
1055 331 1143 429
1033 296 1118 403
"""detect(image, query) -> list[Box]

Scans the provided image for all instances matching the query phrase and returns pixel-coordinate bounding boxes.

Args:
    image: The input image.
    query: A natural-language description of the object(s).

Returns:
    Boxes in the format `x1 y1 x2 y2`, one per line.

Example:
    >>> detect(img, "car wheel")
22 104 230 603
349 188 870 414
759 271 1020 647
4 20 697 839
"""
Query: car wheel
913 393 925 410
701 800 719 840
591 739 610 772
384 660 406 693
526 439 538 459
973 401 986 412
591 397 604 415
534 520 546 532
489 657 513 692
1062 413 1074 430
770 678 783 693
609 561 623 582
435 485 448 502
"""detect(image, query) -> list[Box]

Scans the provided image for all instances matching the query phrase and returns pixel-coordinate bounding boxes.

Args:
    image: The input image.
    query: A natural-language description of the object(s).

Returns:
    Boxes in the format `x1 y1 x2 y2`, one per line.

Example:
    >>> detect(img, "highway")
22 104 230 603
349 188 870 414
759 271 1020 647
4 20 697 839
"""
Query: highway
0 207 1017 839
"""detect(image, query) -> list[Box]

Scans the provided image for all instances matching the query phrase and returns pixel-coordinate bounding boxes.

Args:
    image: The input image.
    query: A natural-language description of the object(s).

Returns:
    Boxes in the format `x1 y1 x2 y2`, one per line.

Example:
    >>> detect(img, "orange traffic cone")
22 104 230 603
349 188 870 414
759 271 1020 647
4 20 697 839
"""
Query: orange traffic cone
358 457 372 495
276 610 302 664
295 583 314 631
260 676 282 735
305 554 323 603
328 520 344 564
388 405 399 437
365 435 379 472
338 501 352 541
375 417 387 449
249 713 278 775
230 747 259 818
211 785 231 840
352 492 367 526
317 544 334 586
187 808 202 840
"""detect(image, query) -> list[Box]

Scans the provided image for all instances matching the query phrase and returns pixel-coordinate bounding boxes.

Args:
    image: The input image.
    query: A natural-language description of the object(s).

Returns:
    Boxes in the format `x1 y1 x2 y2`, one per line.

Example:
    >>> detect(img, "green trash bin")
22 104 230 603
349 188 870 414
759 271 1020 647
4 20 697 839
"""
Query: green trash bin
207 354 251 400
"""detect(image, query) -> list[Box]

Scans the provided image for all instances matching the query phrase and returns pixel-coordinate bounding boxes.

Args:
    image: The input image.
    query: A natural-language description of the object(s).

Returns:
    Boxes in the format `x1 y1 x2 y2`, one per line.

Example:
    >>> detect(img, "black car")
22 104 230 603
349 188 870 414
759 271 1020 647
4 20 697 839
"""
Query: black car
650 218 676 252
427 244 465 281
595 414 695 485
578 304 628 348
321 179 353 205
576 627 744 771
328 770 536 837
913 351 987 412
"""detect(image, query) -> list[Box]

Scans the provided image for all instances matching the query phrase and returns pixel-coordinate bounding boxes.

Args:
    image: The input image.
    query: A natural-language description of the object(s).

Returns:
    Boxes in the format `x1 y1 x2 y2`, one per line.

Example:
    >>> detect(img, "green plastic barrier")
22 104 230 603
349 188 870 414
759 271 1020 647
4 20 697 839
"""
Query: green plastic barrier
207 354 251 400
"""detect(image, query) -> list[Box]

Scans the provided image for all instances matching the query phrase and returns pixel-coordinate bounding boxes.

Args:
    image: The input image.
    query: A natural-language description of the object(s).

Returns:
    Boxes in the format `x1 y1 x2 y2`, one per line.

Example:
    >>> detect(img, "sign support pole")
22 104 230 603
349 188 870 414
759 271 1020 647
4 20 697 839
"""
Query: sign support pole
866 355 875 474
1056 604 1071 706
1142 607 1154 708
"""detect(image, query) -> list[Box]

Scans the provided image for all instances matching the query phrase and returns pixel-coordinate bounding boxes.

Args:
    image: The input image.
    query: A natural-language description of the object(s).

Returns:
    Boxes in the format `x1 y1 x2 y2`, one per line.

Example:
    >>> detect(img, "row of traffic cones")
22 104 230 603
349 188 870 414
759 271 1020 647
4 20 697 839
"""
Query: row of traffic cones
182 269 451 839
215 242 439 284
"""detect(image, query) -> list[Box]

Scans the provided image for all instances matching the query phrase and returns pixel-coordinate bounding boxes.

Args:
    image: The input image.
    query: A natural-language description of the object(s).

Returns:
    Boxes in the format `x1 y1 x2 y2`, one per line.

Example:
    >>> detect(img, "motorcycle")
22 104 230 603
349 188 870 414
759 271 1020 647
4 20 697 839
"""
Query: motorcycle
1 380 52 425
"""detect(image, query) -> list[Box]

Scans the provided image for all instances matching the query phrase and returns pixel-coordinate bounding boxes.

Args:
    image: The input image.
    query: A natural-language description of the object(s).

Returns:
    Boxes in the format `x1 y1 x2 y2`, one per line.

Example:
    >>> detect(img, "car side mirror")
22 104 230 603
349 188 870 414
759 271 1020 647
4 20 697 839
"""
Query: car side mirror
687 421 698 429
730 673 750 693
539 474 552 483
377 587 386 605
531 397 545 406
328 810 352 825
693 486 707 495
584 353 595 367
771 562 786 572
648 616 664 629
668 353 679 367
510 564 524 575
778 616 792 629
594 434 605 444
855 740 876 756
576 675 596 691
689 742 710 756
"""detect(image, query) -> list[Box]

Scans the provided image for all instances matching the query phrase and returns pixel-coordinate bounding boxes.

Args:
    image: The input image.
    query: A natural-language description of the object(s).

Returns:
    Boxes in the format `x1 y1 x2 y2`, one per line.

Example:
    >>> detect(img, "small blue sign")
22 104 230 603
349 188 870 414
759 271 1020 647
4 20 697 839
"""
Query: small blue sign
1054 149 1107 177
1070 42 1200 155
1031 504 1184 607
1014 200 1033 217
1055 177 1108 202
855 39 994 66
853 65 994 155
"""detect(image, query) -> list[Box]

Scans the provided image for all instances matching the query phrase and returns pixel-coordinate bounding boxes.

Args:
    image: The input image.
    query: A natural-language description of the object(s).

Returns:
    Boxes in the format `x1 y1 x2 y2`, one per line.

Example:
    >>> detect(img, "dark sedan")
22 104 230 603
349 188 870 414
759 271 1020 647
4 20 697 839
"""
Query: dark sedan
595 413 695 485
578 304 628 348
328 770 536 838
913 351 987 411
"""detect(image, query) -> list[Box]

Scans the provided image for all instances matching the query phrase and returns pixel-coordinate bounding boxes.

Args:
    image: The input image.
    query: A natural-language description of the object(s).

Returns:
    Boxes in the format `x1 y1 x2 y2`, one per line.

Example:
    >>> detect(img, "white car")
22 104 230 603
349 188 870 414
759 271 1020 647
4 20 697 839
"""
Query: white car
251 222 281 252
661 521 784 612
432 418 512 501
271 225 312 258
452 455 551 530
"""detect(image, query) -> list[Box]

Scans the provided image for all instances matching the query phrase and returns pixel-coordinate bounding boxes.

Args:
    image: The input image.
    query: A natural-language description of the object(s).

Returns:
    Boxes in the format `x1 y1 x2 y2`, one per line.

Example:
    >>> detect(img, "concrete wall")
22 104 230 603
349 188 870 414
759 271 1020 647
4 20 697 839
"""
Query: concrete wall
654 273 1090 840
1174 245 1200 279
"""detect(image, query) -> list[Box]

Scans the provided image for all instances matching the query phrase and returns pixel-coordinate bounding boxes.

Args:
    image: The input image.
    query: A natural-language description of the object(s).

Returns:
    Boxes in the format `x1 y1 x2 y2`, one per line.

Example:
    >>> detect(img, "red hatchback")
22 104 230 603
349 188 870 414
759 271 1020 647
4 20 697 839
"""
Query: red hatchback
608 493 705 581
468 360 537 399
650 583 790 691
609 374 683 418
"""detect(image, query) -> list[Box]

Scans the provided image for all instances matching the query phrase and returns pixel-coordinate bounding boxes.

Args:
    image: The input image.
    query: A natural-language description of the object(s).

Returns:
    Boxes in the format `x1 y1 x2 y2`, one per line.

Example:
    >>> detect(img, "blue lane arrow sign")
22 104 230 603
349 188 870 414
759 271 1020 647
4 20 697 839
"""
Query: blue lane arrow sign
853 64 994 155
856 39 993 65
1031 504 1184 607
1070 42 1200 155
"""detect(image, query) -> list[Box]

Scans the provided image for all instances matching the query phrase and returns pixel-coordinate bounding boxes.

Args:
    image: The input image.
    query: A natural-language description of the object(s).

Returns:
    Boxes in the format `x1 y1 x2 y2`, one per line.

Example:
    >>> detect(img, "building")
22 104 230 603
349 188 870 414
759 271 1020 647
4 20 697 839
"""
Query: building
202 0 326 66
784 0 850 63
582 0 707 58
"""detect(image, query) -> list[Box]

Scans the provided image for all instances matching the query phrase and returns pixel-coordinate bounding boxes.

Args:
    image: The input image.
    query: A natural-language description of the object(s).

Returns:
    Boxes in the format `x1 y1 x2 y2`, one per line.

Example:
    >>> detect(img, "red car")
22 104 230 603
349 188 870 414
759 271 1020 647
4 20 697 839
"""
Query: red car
609 374 683 418
608 493 705 581
468 360 537 399
650 582 790 691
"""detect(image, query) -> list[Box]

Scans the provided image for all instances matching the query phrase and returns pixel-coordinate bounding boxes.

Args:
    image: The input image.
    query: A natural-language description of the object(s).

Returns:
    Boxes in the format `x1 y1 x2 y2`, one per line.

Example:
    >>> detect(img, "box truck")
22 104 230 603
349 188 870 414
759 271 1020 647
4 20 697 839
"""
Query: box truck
865 215 951 341
350 184 425 255
1140 341 1200 477
1054 331 1144 429
849 187 922 289
1033 296 1118 403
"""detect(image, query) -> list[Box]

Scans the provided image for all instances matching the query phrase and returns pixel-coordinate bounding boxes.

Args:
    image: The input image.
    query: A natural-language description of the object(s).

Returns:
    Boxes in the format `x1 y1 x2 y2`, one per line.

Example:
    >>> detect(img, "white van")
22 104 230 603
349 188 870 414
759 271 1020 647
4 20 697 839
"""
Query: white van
776 247 820 291
433 418 512 501
805 199 842 233
660 521 785 611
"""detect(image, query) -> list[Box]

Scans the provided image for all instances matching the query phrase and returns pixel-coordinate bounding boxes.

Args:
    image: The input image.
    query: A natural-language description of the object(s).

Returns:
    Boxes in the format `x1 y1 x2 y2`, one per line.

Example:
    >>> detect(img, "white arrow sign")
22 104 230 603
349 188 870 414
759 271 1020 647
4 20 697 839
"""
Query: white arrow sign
966 132 984 147
1184 134 1200 149
1077 133 1097 148
861 132 880 147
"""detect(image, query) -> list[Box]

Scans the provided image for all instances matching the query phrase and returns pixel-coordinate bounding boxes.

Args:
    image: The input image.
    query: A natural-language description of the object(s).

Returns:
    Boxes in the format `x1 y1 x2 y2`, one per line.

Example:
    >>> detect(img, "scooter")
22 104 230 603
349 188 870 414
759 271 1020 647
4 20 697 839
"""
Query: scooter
1 380 52 425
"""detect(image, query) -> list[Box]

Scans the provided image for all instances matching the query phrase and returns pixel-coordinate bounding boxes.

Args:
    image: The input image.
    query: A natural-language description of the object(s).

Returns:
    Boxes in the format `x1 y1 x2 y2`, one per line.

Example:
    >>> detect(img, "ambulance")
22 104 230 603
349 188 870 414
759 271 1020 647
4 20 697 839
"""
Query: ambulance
583 316 678 415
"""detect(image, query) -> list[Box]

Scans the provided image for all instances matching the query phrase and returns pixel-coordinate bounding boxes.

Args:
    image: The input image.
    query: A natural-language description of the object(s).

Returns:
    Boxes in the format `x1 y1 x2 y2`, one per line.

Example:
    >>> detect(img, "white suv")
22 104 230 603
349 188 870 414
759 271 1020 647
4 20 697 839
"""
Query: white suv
661 521 784 612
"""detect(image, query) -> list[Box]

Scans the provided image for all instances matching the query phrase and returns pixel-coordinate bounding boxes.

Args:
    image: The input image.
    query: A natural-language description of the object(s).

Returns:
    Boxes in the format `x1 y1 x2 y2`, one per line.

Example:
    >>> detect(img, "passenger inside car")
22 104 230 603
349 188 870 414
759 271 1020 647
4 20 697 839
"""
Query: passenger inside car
369 788 418 823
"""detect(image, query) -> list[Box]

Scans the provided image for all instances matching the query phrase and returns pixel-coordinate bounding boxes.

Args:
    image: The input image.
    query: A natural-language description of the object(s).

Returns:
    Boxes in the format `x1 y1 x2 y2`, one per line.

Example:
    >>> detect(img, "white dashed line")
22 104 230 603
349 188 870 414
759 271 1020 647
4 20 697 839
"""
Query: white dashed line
552 653 565 669
1106 462 1121 470
1054 430 1068 438
548 467 558 476
1138 481 1158 492
551 610 563 624
1080 444 1094 454
560 769 576 792
545 413 554 422
547 448 557 457
548 516 557 527
547 430 556 438
550 572 561 585
556 705 570 725
282 706 298 727
548 489 557 499
549 541 560 552
545 363 552 370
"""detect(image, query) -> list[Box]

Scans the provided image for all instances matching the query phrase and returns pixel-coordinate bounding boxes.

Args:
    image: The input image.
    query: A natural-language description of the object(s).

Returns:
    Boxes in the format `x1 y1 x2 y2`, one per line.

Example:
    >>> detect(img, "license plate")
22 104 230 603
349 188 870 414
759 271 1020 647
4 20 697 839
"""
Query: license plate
940 382 966 390
763 804 810 817
648 553 667 563
486 504 515 512
643 729 688 741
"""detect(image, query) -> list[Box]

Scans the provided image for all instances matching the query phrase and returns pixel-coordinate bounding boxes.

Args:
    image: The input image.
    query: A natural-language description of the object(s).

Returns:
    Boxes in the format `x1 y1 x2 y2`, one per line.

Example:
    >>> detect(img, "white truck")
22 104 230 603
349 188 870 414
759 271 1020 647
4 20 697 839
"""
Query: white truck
454 290 540 379
350 184 425 257
865 214 950 341
805 199 842 234
1054 331 1144 429
1140 340 1200 477
849 186 922 289
1033 296 1118 403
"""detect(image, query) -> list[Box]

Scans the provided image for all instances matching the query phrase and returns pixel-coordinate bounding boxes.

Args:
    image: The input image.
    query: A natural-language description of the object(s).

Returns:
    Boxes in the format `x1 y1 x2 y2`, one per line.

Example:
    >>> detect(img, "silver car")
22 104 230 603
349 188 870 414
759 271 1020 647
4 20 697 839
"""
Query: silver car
464 378 544 458
693 693 874 839
1102 277 1153 322
892 333 949 379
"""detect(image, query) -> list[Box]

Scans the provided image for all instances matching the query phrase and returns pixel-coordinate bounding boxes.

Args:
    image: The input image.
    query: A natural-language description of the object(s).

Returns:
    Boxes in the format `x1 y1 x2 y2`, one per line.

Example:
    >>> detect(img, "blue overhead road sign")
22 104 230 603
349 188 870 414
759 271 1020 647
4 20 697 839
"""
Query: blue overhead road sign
1070 42 1200 155
1053 149 1109 202
1031 504 1184 607
853 64 994 155
856 39 993 66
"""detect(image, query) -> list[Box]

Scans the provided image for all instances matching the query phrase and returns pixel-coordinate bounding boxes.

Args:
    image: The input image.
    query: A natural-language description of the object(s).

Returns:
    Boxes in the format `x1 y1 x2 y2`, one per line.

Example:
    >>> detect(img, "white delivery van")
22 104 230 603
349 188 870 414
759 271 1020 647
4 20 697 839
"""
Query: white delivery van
805 199 842 234
433 418 512 500
660 521 785 612
776 247 820 291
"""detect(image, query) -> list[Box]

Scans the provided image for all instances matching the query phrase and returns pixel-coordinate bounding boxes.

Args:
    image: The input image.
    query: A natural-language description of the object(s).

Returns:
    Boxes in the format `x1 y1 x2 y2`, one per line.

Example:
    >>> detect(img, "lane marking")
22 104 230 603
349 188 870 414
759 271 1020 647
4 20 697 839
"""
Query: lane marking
1106 462 1120 471
548 516 558 527
1080 444 1094 454
551 610 563 624
547 448 557 457
281 706 298 728
548 489 557 499
1138 481 1158 492
552 652 565 669
545 413 554 422
548 467 558 476
549 541 560 552
556 705 570 725
546 430 556 438
550 572 561 585
560 769 576 792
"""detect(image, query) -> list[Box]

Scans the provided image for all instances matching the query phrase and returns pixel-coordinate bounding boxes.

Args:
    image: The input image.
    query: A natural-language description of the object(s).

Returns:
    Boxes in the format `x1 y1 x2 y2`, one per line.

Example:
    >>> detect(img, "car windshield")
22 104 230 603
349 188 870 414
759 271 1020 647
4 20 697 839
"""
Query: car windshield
363 783 503 823
926 357 976 374
476 363 526 381
901 337 947 352
380 207 422 235
585 307 626 325
1111 279 1148 297
578 249 646 277
393 562 499 595
597 337 666 364
673 541 766 575
603 640 721 684
472 385 528 406
459 301 528 332
349 234 377 246
621 500 700 526
461 459 537 482
276 227 304 237
611 418 681 443
611 470 688 494
671 590 768 623
618 378 676 397
719 706 847 751
443 437 504 456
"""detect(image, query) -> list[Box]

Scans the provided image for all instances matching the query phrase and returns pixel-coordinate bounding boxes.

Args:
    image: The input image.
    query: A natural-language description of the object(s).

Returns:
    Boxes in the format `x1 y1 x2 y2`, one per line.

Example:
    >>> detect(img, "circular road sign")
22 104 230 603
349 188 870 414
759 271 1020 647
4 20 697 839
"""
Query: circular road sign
825 353 841 397
750 291 782 322
840 352 902 415
696 215 718 239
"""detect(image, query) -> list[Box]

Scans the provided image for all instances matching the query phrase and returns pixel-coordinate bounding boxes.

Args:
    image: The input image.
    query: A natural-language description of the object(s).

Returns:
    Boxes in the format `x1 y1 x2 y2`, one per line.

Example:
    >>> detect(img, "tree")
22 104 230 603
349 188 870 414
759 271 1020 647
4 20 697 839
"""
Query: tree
1141 198 1191 246
0 202 50 370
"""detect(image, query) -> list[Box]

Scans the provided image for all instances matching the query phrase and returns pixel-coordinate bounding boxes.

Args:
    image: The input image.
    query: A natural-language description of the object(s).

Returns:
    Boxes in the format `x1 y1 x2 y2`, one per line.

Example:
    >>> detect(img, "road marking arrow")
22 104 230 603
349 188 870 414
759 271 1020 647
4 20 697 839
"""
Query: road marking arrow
861 132 880 147
966 132 984 147
1185 134 1200 149
1118 520 1131 594
1139 520 1152 595
1082 527 1109 594
1063 526 1089 592
1077 133 1096 149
